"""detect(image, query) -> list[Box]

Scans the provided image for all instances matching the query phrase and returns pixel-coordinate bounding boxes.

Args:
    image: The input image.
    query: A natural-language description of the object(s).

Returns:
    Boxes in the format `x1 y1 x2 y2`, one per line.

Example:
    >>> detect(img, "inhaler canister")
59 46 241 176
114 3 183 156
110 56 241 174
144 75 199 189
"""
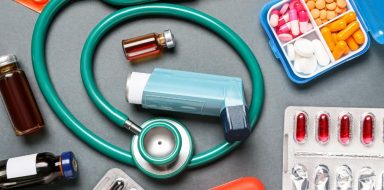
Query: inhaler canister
126 68 250 142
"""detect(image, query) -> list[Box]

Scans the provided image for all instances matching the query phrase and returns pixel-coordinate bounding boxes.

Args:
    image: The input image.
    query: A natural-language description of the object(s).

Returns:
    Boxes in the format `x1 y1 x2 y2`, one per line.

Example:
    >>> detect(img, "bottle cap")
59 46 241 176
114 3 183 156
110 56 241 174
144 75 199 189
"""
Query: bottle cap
60 151 78 180
0 54 17 67
163 30 175 48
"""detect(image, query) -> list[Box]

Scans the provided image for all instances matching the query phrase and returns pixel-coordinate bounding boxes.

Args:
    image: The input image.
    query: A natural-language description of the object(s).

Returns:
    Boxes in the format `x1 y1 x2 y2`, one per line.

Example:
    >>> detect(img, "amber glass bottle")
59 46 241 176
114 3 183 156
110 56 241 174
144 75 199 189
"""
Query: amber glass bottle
0 55 44 135
122 29 175 61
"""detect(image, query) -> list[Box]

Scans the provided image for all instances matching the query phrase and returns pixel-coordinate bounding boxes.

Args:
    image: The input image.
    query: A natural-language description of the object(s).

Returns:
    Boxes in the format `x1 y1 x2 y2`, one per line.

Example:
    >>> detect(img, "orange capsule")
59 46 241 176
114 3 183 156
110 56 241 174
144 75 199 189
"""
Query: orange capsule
333 41 348 60
329 19 347 32
344 43 350 55
353 29 365 45
337 21 360 41
341 11 357 24
346 37 359 51
321 27 336 51
332 33 338 43
332 33 338 44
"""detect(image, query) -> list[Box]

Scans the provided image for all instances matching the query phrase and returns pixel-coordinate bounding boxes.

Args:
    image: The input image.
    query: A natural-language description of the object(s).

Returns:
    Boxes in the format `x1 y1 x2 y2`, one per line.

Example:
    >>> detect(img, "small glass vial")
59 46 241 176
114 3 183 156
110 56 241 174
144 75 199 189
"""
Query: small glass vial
0 54 44 135
0 151 78 189
122 29 175 61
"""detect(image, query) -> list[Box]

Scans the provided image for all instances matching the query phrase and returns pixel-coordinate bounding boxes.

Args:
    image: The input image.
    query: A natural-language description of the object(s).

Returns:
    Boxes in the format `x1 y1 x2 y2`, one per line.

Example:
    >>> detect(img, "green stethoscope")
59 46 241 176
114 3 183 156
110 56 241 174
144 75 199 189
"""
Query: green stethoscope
31 0 264 179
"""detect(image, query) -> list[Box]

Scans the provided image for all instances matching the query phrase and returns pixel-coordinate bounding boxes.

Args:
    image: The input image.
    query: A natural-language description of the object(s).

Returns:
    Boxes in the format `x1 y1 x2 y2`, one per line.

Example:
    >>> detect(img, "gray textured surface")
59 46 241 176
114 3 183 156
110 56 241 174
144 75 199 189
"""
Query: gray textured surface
0 0 383 189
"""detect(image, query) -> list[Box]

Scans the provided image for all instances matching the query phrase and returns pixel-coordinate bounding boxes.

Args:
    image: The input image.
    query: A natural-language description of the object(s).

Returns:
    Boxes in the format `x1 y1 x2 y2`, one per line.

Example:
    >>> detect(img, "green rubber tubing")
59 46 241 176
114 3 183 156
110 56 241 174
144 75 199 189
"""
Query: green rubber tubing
32 0 264 169
103 0 158 6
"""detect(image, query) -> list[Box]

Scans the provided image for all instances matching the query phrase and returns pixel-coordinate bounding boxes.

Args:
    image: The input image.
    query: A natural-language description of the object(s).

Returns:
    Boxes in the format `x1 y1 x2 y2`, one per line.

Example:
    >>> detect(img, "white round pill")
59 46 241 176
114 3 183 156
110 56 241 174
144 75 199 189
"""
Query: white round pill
287 44 295 61
293 61 302 73
293 54 304 73
294 55 318 75
294 38 314 58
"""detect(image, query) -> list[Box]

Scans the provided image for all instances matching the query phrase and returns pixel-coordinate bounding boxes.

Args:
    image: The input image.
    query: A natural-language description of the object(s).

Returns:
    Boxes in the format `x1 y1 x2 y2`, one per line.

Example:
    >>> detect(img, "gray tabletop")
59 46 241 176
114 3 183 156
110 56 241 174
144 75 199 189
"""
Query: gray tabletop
1 0 384 189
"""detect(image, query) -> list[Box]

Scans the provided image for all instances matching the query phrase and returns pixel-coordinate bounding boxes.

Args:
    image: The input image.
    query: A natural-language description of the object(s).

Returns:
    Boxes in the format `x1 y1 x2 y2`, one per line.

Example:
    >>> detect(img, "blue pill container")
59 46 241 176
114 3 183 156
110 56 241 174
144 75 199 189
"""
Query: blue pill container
260 0 384 84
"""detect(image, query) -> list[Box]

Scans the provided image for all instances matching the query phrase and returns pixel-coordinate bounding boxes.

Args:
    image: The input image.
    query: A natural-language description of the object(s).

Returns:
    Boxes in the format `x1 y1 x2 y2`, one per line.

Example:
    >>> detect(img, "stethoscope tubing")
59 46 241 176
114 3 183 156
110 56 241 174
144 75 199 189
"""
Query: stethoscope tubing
32 0 264 169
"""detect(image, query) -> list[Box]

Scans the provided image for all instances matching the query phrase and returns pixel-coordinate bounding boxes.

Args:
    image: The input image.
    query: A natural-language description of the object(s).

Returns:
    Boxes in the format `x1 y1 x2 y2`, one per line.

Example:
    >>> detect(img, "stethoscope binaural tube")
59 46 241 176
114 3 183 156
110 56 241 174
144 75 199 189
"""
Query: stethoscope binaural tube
31 0 264 172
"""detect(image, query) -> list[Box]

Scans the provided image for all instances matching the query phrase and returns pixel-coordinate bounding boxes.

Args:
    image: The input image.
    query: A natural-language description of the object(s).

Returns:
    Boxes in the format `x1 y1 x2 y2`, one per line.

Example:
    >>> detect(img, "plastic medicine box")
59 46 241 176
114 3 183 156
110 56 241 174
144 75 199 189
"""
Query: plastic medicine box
260 0 384 84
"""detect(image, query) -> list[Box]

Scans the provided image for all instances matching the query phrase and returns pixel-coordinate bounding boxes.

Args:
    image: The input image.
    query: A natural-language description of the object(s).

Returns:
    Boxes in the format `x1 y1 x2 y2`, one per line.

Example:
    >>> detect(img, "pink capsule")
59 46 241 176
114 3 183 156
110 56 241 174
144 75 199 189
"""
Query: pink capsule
289 0 299 9
299 10 309 34
292 33 301 39
277 23 291 34
293 1 304 12
280 3 289 15
270 9 280 27
283 13 290 22
277 14 290 27
277 17 287 28
289 9 300 36
278 33 293 42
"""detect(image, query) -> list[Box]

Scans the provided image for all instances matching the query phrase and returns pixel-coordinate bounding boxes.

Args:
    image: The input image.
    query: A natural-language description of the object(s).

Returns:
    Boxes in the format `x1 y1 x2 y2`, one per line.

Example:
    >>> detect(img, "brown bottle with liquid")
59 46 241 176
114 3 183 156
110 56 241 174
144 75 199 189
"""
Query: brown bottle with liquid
122 29 175 61
0 55 44 135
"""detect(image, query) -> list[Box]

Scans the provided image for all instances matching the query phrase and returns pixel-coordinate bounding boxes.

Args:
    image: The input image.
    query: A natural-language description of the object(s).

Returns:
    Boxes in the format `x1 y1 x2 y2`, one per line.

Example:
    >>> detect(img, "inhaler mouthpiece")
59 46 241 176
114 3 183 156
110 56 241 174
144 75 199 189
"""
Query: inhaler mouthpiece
126 72 150 105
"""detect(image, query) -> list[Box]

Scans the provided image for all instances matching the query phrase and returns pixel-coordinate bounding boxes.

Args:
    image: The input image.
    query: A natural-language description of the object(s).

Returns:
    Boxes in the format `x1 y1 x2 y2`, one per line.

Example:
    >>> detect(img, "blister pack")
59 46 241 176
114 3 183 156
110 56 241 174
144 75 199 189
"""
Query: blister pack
93 168 144 190
283 106 384 190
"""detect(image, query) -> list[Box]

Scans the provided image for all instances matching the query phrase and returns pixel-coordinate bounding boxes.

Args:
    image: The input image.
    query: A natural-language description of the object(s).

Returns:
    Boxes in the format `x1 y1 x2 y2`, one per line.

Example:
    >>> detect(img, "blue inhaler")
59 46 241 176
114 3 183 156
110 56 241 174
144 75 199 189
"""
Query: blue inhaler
126 68 249 142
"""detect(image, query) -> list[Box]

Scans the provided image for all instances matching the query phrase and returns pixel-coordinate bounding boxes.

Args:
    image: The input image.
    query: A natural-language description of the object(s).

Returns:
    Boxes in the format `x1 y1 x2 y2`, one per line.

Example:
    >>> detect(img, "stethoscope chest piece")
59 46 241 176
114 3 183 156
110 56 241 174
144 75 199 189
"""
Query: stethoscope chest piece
131 118 193 179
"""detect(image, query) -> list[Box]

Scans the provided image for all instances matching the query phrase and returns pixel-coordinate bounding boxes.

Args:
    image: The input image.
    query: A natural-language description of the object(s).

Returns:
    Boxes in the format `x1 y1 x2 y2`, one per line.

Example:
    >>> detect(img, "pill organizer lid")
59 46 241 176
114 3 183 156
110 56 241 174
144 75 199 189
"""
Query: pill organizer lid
353 0 384 44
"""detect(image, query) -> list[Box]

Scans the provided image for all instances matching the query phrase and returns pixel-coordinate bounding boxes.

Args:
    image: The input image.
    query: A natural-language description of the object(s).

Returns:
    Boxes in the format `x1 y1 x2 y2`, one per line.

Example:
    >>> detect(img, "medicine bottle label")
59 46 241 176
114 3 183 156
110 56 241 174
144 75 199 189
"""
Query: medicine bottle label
6 154 37 179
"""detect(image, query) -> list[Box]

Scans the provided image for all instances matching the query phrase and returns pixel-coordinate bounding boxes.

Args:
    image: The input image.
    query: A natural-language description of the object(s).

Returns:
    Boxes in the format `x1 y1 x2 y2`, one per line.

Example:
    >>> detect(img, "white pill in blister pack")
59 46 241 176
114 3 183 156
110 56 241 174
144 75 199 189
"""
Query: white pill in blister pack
283 106 384 190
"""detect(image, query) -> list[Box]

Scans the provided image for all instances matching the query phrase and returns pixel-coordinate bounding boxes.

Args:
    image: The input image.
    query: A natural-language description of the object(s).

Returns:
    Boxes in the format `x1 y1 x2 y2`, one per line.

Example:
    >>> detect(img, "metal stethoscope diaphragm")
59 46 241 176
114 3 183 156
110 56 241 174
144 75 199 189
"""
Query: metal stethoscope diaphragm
131 118 193 178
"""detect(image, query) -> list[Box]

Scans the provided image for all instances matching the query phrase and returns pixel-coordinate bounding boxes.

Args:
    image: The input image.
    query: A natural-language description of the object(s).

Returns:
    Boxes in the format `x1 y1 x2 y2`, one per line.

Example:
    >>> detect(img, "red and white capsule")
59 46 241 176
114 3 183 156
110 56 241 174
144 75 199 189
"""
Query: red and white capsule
338 113 352 145
289 0 304 12
361 114 375 145
289 9 300 36
270 9 280 27
278 33 293 42
280 3 289 15
295 112 307 143
299 10 309 34
277 14 290 28
306 23 314 31
317 113 330 143
277 23 291 34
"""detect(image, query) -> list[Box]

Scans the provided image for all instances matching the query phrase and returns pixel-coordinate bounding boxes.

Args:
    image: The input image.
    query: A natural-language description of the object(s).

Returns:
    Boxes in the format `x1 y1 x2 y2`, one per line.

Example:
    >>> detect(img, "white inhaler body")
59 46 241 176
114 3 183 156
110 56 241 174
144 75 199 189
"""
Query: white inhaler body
126 68 249 142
